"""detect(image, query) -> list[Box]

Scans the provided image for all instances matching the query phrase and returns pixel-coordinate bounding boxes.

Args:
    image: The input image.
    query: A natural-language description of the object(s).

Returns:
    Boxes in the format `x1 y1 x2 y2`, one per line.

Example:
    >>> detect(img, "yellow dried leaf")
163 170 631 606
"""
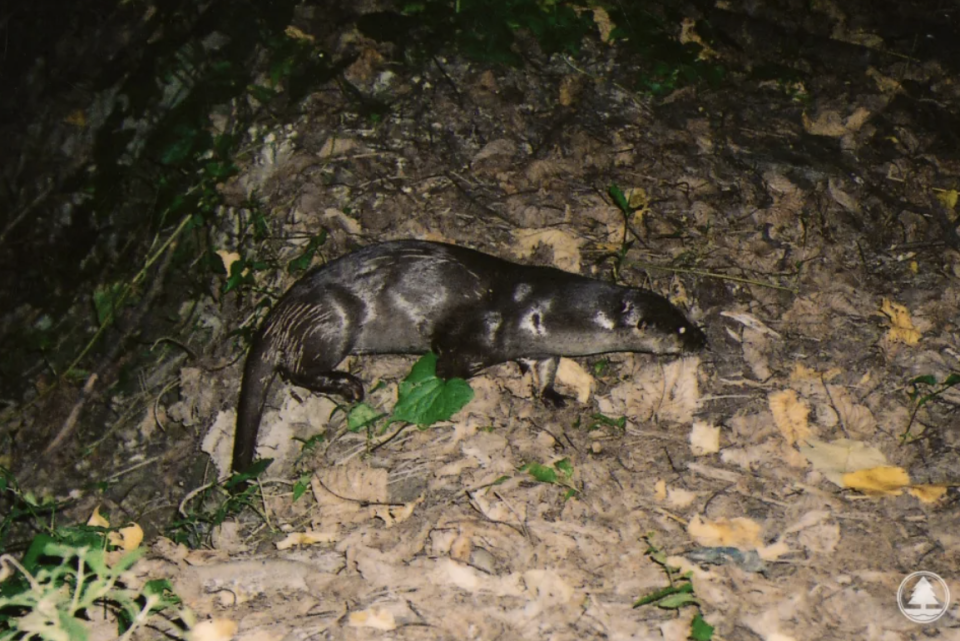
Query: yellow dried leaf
275 530 337 550
789 363 817 382
215 250 241 276
653 479 667 501
591 7 615 43
64 110 87 127
679 18 719 60
879 298 921 345
688 515 762 549
107 523 144 551
349 607 397 630
187 618 238 641
769 389 811 445
87 506 110 528
937 189 958 210
909 485 948 504
841 466 910 496
802 110 846 137
375 498 421 528
758 540 790 561
284 25 314 42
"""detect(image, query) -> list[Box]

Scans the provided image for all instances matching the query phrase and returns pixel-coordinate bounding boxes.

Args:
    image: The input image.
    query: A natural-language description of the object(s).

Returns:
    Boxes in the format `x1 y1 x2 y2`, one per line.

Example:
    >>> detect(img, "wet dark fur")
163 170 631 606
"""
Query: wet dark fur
232 240 706 473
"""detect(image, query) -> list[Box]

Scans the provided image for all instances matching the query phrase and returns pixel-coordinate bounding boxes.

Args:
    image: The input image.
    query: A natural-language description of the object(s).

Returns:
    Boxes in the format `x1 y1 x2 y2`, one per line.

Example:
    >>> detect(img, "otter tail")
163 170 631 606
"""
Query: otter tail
232 337 277 474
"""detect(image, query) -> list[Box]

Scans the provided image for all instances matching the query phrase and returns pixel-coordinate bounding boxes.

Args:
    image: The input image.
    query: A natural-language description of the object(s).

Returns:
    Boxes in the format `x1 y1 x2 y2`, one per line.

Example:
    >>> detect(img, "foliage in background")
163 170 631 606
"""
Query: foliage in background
2 0 728 533
359 0 723 95
0 468 64 557
6 0 725 441
0 470 185 640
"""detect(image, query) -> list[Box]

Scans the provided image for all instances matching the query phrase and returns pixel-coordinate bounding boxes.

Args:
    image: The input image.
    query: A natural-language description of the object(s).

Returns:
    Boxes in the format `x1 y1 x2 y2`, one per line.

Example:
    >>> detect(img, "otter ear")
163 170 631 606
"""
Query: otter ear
619 300 634 316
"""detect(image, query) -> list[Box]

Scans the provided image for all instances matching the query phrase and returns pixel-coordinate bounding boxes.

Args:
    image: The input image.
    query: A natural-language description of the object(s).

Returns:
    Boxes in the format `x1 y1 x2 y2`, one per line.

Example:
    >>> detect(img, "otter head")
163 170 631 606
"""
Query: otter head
618 292 706 354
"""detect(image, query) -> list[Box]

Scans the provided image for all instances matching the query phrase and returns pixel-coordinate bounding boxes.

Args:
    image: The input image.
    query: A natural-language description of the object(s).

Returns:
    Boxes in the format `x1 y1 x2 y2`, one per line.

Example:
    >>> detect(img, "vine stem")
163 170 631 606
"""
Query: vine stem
61 212 193 381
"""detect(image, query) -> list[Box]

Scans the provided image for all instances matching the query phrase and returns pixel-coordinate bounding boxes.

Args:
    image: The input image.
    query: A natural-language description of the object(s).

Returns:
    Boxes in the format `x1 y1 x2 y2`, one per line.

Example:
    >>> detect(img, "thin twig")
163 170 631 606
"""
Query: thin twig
633 261 800 293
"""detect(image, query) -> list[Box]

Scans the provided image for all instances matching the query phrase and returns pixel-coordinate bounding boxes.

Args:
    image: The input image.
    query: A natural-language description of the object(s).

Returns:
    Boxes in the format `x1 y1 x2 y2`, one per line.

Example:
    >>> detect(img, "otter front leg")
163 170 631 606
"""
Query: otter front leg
517 357 566 408
434 348 491 382
433 312 501 380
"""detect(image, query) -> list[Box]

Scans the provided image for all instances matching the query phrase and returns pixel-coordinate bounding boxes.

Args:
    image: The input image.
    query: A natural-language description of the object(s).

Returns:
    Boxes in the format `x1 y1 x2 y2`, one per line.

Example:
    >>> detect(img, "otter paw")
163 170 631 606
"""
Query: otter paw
540 387 568 408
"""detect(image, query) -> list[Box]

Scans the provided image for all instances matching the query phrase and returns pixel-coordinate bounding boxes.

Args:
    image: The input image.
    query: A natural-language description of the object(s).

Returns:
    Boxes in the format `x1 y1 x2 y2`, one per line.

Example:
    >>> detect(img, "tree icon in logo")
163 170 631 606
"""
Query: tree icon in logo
899 572 950 624
908 578 941 610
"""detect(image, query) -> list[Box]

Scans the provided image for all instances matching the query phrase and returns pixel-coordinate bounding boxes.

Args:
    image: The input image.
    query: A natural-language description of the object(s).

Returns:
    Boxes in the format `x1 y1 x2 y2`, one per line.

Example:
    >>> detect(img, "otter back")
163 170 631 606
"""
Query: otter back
232 240 706 473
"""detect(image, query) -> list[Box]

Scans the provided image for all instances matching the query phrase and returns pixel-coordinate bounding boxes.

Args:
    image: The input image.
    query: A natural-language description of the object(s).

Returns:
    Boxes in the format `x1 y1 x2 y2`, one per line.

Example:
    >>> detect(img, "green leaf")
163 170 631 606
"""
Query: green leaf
347 403 384 432
588 413 627 432
633 581 693 607
226 458 272 489
59 611 90 641
20 533 59 574
910 374 937 386
223 259 255 294
943 373 960 386
608 184 630 214
292 478 309 502
521 462 559 484
657 592 699 609
391 353 474 425
93 282 129 326
248 84 279 103
287 232 328 274
690 613 715 640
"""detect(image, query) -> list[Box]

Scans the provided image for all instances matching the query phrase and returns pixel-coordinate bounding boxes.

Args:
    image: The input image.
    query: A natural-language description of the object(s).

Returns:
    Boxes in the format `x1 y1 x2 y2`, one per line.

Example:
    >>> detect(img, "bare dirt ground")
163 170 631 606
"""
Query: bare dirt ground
4 1 960 639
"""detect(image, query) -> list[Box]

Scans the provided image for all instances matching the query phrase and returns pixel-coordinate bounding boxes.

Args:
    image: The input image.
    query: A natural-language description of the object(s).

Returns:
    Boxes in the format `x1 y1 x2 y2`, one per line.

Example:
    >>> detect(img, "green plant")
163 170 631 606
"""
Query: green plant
519 457 578 500
904 373 960 442
346 352 475 436
359 0 594 65
635 537 714 640
0 469 81 562
0 527 185 640
167 461 271 548
585 412 626 433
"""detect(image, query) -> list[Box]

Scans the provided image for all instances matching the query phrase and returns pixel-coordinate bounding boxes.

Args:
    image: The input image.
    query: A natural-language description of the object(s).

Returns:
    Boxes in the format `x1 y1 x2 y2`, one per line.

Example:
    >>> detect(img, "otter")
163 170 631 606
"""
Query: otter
232 240 706 473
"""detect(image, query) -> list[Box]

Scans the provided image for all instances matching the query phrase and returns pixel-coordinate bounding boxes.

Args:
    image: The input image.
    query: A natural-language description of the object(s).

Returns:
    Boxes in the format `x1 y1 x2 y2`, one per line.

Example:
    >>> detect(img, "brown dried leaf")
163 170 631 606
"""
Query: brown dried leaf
769 389 812 446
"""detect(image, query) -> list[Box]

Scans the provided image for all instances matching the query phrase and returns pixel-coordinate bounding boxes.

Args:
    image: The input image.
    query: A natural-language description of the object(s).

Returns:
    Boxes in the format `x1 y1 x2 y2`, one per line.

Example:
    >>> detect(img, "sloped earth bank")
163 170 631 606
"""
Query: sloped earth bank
9 2 960 640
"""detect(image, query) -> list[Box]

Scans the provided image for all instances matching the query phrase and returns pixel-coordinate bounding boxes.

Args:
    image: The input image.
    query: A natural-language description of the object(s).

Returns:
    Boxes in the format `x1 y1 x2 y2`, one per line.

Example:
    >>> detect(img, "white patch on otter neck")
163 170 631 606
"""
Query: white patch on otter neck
593 311 615 330
513 283 533 302
520 301 551 337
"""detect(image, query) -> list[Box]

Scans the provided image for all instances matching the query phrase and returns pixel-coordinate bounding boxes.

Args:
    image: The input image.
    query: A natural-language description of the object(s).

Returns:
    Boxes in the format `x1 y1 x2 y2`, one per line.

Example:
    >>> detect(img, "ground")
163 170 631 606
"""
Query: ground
2 1 959 640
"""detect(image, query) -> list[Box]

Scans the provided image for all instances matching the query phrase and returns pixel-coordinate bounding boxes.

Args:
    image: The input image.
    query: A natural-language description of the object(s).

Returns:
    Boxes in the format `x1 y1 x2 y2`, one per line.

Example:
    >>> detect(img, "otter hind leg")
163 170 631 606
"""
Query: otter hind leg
270 289 366 401
279 363 365 402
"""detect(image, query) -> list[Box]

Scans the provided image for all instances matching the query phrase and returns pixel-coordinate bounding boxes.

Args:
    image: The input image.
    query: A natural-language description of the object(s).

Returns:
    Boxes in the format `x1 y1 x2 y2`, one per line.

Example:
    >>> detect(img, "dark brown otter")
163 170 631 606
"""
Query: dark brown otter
232 240 706 473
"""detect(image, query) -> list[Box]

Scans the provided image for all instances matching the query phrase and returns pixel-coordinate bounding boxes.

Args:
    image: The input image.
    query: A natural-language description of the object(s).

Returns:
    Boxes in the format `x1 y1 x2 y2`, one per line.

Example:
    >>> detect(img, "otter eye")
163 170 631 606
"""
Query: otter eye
620 301 634 315
679 326 687 334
